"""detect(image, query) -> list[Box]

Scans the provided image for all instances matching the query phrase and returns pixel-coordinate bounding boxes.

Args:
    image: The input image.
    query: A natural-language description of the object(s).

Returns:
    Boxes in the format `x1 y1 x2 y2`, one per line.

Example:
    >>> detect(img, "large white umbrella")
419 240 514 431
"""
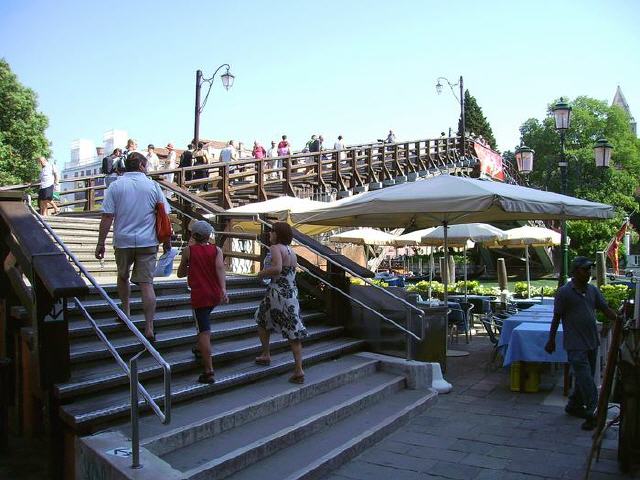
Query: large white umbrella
292 175 614 305
496 226 564 298
226 195 332 235
329 228 400 246
421 223 507 301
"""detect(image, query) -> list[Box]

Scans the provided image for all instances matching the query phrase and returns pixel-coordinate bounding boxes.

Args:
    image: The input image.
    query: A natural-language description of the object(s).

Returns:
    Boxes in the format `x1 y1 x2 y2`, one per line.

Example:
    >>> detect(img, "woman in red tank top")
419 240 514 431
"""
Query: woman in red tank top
178 221 228 384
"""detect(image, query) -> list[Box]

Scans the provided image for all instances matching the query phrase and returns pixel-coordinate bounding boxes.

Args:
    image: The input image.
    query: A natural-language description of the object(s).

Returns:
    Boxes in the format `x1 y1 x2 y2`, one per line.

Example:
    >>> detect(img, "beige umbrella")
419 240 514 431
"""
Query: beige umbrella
422 223 506 301
292 174 612 305
493 226 564 298
329 228 400 246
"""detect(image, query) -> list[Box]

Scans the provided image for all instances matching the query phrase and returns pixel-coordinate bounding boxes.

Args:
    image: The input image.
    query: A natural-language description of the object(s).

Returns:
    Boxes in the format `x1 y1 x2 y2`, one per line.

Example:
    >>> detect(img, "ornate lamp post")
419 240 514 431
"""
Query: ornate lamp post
435 75 465 157
193 64 234 147
514 144 535 174
594 137 613 168
551 97 572 285
516 98 612 285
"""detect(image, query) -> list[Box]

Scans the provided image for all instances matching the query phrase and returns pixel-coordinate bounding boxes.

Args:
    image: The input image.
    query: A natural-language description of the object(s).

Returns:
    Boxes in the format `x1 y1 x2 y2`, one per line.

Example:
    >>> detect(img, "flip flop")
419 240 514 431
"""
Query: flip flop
197 371 215 384
255 357 271 366
288 374 305 384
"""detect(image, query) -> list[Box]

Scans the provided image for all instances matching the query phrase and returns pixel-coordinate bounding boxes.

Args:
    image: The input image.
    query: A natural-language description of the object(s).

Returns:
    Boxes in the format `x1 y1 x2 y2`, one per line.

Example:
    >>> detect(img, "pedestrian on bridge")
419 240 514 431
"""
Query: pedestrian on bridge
255 222 308 384
95 152 171 344
177 220 228 384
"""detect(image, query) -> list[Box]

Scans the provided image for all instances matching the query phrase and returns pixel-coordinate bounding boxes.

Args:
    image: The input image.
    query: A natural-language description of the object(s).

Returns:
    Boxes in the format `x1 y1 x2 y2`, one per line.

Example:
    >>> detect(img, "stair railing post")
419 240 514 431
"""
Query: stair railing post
129 351 143 469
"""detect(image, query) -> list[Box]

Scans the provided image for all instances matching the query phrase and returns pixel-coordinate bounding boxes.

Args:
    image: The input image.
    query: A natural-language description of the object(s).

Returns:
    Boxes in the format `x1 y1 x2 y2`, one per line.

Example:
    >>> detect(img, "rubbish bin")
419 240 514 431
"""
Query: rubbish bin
0 357 11 452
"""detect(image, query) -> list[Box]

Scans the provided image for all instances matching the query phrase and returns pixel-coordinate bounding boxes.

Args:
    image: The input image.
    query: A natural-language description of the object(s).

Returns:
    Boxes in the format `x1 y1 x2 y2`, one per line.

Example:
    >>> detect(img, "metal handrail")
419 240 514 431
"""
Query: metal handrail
156 182 427 349
27 200 171 467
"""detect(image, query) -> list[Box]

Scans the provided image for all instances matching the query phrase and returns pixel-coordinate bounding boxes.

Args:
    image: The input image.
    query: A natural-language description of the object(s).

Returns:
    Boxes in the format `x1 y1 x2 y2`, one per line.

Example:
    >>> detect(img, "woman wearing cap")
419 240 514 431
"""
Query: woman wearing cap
177 220 228 384
254 222 308 383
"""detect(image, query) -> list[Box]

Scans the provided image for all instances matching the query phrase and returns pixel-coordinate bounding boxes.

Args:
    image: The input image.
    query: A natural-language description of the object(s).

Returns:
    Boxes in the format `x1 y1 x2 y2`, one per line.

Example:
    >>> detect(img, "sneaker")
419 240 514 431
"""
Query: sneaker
581 417 597 431
565 404 588 419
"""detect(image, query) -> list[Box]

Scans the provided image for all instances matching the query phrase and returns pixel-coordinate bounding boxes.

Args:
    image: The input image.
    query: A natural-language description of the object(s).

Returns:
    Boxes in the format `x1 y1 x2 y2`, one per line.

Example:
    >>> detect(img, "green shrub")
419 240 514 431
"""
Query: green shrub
597 284 631 324
350 277 389 288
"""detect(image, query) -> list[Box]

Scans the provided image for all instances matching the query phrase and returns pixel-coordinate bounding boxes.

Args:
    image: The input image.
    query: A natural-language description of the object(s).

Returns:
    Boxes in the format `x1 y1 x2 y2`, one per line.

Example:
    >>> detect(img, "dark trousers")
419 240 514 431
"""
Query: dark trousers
567 348 598 416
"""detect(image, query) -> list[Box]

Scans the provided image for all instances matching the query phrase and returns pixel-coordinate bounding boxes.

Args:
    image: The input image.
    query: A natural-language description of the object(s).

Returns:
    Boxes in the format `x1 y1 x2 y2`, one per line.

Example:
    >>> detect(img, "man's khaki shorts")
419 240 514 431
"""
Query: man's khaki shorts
114 246 158 284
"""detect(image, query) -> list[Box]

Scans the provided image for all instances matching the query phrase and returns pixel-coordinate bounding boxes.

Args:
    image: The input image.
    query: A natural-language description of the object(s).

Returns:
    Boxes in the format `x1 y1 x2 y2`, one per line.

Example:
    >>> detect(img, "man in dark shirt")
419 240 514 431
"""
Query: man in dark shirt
545 256 619 430
179 144 194 182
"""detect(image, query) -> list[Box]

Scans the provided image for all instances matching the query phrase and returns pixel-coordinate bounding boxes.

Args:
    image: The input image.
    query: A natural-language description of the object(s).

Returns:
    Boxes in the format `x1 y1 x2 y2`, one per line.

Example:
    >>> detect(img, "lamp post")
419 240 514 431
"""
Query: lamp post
193 64 234 147
551 97 572 285
516 98 613 286
436 75 465 157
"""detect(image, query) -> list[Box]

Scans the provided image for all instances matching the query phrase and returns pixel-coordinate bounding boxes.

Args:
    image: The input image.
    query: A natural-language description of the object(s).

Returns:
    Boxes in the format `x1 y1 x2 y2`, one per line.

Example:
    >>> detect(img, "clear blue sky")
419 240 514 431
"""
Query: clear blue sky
1 0 638 168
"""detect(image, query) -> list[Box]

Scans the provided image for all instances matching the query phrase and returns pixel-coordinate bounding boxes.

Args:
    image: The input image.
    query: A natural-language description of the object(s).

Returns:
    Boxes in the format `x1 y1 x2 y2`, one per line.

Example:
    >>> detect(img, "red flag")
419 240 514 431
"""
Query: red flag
606 220 628 274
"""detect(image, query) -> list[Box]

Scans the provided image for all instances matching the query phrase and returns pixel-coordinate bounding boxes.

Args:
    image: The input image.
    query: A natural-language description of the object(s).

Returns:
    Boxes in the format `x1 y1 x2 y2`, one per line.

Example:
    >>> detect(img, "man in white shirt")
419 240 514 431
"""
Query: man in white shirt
37 156 59 215
266 140 280 179
146 144 160 172
219 140 237 163
334 135 346 162
95 152 171 342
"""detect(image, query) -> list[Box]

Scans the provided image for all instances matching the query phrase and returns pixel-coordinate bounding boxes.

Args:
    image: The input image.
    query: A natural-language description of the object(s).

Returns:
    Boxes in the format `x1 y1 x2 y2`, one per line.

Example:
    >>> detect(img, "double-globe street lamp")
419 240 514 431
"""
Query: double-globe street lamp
193 64 235 148
435 76 466 157
515 97 613 285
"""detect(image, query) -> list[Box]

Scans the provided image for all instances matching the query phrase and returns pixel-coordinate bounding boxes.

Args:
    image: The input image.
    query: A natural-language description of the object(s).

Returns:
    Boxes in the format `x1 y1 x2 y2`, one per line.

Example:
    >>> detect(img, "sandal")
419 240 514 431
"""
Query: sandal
288 374 305 384
197 371 215 384
255 357 271 366
144 334 156 345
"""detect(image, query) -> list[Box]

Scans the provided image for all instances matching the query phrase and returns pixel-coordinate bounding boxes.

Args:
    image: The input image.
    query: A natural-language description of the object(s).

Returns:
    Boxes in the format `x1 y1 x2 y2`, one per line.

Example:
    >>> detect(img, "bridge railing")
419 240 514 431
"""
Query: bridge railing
0 136 477 212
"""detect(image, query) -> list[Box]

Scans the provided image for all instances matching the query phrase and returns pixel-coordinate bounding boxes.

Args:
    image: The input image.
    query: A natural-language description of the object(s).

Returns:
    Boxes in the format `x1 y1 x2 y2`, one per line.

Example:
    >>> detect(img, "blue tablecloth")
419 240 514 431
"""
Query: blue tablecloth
503 322 567 366
498 315 553 349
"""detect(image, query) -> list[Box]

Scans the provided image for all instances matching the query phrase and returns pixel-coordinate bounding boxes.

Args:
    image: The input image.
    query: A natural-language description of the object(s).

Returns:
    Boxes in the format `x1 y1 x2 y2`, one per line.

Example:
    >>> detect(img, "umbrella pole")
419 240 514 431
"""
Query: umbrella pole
525 246 531 298
428 252 433 300
464 245 468 302
443 221 449 305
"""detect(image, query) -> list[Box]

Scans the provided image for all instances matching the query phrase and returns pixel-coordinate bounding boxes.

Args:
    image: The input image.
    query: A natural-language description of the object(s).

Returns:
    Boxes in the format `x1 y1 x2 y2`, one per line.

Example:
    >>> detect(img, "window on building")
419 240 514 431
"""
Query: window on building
74 172 78 178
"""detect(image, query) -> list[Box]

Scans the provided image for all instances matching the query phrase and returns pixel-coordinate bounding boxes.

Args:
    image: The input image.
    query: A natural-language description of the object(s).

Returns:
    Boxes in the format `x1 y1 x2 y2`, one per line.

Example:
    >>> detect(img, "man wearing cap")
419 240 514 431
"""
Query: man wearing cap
545 256 619 430
164 143 177 184
95 152 171 343
146 144 160 172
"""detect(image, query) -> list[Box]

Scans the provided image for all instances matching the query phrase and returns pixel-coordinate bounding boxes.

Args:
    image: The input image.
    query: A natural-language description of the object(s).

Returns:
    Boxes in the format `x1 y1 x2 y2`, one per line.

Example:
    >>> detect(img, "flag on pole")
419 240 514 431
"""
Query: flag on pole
605 219 629 274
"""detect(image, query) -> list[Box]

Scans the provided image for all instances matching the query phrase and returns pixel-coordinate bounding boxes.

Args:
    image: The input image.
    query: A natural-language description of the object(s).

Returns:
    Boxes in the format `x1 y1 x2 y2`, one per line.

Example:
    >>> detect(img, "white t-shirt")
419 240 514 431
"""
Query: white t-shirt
219 146 236 163
267 147 279 158
102 172 170 248
39 162 57 188
166 151 177 169
146 152 160 172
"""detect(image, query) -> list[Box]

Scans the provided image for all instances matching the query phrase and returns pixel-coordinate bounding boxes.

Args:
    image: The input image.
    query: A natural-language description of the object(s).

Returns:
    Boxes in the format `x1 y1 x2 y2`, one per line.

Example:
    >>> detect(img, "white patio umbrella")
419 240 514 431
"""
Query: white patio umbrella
421 223 506 301
226 195 332 235
497 226 564 298
292 174 614 306
329 228 400 246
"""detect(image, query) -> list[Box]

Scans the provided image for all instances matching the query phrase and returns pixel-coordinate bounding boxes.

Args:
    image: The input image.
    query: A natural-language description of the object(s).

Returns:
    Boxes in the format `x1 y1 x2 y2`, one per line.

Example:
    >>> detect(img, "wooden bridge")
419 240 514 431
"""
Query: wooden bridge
0 135 515 212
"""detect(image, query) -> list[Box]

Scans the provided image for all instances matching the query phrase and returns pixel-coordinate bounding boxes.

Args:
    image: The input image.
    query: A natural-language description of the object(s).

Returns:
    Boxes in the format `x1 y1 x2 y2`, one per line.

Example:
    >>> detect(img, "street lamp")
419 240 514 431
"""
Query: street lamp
193 64 235 147
594 137 613 168
514 144 535 174
552 97 572 286
435 75 465 157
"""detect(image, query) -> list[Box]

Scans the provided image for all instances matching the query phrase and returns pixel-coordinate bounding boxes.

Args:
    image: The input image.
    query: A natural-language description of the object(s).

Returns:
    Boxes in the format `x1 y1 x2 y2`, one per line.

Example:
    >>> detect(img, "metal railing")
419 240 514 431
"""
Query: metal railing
27 199 171 469
154 180 429 359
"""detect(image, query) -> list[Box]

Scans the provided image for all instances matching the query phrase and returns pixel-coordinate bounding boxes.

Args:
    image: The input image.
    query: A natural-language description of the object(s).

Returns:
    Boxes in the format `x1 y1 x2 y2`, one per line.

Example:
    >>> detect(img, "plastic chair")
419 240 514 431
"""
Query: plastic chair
448 303 474 344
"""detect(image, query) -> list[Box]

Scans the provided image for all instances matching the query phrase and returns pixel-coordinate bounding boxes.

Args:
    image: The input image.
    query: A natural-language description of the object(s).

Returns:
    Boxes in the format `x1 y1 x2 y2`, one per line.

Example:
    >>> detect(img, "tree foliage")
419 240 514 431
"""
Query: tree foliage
458 90 497 150
520 96 640 258
0 58 50 186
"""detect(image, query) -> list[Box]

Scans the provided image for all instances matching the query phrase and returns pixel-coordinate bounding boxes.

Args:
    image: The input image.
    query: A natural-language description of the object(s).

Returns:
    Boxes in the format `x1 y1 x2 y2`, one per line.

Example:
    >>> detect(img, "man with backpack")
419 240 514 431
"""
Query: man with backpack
179 144 194 182
102 148 123 188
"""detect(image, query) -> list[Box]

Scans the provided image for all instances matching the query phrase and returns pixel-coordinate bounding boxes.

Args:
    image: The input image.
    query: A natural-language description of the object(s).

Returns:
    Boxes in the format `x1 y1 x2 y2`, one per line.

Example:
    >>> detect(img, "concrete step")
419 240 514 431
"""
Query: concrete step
133 355 379 453
69 311 326 363
68 299 265 337
59 337 366 429
162 370 405 478
68 287 266 316
229 382 436 480
55 325 345 401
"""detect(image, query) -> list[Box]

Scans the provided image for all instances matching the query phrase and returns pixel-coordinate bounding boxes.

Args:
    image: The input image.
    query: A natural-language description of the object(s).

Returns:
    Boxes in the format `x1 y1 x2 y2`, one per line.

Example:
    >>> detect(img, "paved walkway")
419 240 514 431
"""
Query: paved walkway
324 335 639 480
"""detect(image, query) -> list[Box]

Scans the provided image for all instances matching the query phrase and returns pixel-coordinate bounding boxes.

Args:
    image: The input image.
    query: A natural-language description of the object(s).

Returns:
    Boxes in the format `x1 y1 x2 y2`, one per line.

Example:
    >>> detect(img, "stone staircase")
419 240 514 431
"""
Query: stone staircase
42 215 438 480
